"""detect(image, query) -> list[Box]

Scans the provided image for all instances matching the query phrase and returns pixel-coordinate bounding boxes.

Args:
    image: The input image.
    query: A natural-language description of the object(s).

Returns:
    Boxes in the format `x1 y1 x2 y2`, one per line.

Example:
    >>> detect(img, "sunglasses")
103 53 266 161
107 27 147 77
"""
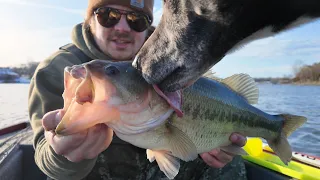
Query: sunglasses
94 7 152 32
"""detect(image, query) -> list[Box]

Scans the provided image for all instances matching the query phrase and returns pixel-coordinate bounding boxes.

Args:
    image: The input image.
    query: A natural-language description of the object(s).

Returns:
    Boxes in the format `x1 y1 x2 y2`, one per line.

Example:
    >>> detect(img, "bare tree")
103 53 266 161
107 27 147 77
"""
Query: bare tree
293 61 320 82
11 60 40 78
292 60 304 78
310 62 320 81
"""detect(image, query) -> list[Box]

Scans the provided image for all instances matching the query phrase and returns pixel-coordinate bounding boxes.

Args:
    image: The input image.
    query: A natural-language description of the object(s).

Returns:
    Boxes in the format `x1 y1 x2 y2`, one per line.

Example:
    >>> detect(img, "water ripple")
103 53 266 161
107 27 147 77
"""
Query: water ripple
257 84 320 157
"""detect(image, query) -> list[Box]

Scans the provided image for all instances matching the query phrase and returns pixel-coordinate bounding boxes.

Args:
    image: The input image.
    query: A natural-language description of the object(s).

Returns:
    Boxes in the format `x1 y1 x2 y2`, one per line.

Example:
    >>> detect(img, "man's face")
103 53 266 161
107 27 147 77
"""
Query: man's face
91 4 148 60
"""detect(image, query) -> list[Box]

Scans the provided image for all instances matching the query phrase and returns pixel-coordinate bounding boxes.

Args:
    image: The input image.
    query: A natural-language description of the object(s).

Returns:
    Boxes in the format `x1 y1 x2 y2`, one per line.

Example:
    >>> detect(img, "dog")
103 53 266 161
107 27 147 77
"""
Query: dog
132 0 320 92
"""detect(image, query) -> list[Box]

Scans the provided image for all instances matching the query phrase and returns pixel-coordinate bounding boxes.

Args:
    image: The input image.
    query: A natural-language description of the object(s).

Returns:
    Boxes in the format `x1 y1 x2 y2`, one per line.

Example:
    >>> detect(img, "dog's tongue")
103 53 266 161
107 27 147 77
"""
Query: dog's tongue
153 85 183 117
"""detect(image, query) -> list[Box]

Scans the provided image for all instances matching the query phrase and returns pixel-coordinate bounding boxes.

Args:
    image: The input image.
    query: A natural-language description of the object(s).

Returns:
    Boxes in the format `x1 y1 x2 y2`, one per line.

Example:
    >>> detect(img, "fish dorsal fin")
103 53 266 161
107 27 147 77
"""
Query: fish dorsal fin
222 74 259 104
203 70 222 81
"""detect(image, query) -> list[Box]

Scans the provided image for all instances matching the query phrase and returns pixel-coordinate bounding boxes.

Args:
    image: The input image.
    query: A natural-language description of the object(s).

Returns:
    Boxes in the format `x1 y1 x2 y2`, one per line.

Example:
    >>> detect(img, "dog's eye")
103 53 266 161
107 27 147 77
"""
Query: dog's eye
104 65 120 76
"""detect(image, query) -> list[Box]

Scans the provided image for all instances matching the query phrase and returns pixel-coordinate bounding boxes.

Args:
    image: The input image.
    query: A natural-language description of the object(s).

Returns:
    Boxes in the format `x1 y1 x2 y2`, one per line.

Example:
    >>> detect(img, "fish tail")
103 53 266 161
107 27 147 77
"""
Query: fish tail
281 114 307 137
267 114 307 165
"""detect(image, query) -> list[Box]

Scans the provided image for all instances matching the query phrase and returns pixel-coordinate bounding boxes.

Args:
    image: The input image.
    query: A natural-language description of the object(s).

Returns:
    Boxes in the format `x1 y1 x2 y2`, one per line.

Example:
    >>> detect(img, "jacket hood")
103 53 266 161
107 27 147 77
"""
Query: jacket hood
71 23 112 60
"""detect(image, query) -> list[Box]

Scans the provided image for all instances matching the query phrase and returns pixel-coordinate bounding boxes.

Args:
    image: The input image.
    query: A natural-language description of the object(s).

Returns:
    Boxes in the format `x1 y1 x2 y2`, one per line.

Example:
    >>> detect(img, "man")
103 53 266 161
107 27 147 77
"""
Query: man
28 0 247 179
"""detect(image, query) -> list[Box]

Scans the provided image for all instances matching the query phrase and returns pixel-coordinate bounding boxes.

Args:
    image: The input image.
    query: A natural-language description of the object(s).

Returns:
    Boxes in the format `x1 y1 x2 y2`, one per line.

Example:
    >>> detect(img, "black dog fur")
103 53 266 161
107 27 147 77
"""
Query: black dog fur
133 0 320 92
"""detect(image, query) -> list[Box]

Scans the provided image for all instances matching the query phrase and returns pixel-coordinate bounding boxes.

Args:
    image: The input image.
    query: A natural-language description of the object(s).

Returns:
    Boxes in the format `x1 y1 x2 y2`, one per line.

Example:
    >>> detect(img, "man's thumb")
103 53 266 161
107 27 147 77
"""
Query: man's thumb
42 109 63 131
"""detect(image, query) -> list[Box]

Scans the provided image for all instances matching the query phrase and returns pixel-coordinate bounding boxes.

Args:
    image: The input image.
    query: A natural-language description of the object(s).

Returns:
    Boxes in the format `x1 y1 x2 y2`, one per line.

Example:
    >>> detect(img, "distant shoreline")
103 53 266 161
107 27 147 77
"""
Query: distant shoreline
257 81 320 86
0 77 31 84
292 81 320 86
1 79 320 86
0 82 30 84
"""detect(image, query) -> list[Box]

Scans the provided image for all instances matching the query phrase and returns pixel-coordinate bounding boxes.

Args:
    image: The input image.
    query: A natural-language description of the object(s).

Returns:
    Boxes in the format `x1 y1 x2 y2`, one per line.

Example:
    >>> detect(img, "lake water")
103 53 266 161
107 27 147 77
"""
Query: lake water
0 83 319 157
253 83 320 157
0 84 29 128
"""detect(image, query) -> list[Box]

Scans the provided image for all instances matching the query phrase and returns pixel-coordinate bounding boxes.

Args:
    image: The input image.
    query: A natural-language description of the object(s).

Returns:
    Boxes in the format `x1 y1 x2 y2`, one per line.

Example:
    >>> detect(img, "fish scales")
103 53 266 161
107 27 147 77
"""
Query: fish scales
173 77 283 133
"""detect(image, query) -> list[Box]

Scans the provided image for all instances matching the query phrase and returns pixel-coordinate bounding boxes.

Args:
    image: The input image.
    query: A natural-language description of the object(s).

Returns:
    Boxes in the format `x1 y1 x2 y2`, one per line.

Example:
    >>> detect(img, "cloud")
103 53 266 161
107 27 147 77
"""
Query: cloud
0 0 84 15
0 0 164 26
241 65 293 77
227 37 320 59
152 6 163 26
0 0 84 67
212 62 294 78
0 27 72 67
227 37 287 58
285 40 320 57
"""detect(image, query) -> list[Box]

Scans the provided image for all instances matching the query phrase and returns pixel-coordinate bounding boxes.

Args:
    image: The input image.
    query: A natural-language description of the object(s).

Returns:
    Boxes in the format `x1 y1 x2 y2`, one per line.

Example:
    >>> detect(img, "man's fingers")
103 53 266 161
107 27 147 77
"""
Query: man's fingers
199 133 247 168
85 125 113 159
210 150 233 164
46 130 87 155
207 148 220 156
44 130 55 145
200 152 226 168
230 133 247 147
42 109 63 131
63 124 106 162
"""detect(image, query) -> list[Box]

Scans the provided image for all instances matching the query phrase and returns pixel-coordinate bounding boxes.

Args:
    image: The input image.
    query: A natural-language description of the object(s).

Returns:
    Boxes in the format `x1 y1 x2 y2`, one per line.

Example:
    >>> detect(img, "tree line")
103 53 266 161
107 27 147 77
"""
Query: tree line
3 60 320 84
10 61 40 79
254 62 320 84
293 62 320 82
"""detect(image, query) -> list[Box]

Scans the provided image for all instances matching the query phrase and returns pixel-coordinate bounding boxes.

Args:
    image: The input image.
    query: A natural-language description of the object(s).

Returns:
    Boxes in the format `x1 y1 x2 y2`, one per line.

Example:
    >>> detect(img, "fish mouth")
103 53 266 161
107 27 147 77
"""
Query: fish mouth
152 85 184 117
56 64 118 135
56 65 94 135
67 65 87 79
55 63 155 135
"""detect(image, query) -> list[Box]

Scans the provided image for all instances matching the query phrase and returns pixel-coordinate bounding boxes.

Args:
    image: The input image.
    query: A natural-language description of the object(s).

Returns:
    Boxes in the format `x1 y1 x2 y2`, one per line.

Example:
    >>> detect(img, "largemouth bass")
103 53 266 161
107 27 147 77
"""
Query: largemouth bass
56 60 307 179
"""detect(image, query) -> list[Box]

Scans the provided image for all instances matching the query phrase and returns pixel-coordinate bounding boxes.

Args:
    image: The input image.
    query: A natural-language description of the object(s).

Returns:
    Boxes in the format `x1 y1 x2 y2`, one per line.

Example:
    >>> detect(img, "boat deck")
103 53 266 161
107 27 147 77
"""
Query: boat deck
0 125 33 162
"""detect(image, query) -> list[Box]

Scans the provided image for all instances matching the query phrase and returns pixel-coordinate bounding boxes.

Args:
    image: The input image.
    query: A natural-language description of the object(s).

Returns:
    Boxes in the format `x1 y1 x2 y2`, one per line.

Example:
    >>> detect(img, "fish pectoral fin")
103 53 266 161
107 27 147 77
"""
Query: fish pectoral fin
166 123 198 162
222 74 259 104
220 144 248 156
146 149 180 179
146 149 156 162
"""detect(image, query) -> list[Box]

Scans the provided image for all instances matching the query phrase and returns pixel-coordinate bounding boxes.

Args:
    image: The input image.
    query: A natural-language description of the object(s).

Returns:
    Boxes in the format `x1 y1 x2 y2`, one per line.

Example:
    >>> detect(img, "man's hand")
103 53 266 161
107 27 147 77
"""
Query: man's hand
42 109 113 162
200 133 247 168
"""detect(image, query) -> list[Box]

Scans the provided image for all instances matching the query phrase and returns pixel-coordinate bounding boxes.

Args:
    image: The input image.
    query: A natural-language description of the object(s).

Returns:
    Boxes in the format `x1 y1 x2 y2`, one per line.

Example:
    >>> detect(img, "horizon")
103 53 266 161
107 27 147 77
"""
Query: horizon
1 0 319 78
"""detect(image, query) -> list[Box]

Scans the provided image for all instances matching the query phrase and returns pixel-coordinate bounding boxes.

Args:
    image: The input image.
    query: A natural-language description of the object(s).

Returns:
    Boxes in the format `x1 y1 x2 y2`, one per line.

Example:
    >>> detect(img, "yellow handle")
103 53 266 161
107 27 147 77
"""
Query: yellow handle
243 138 263 157
242 137 320 180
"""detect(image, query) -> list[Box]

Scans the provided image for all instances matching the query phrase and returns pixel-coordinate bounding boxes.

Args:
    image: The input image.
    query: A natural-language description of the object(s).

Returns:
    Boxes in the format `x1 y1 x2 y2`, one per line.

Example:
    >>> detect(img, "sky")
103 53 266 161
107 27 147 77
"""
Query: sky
0 0 319 78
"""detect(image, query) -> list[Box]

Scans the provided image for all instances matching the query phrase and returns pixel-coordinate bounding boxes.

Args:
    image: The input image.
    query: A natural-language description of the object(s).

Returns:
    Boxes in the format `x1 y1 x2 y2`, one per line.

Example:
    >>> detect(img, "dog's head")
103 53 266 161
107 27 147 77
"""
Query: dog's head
133 0 320 92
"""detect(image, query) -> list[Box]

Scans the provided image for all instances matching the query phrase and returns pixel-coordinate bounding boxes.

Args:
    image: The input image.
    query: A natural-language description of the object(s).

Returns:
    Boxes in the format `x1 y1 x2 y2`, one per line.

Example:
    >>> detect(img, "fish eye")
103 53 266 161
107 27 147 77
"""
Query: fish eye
104 65 120 76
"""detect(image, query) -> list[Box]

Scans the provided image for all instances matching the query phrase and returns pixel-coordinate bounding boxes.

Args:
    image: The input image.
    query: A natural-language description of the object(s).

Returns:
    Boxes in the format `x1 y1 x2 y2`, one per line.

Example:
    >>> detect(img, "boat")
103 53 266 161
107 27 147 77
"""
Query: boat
0 122 319 180
243 138 320 180
0 122 29 136
0 122 47 180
